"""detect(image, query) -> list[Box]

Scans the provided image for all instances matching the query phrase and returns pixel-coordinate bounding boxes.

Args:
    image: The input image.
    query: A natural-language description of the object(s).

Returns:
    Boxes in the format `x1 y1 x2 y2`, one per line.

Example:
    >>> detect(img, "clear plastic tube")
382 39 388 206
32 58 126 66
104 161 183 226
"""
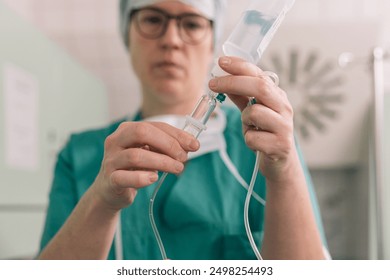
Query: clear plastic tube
244 150 263 260
149 172 169 260
182 93 219 137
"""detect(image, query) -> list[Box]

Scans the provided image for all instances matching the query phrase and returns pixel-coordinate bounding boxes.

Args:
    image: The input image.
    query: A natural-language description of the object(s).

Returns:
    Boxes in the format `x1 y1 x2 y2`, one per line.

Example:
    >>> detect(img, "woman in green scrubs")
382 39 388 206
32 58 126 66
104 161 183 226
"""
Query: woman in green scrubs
39 0 328 260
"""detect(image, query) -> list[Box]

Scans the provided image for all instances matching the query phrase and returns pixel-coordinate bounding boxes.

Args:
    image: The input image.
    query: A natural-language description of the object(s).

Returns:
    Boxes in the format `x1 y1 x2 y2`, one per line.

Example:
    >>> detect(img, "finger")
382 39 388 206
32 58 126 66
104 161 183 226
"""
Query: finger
210 75 286 114
217 56 262 76
110 170 159 189
113 148 185 174
241 104 289 133
210 56 289 114
226 93 251 112
152 122 200 151
108 122 199 161
217 56 279 84
244 129 292 159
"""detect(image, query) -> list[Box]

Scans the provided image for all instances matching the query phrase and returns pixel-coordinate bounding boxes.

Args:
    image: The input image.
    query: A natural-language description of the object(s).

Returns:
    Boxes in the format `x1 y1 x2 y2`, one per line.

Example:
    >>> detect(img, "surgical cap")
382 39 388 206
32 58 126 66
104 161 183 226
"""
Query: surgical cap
119 0 226 48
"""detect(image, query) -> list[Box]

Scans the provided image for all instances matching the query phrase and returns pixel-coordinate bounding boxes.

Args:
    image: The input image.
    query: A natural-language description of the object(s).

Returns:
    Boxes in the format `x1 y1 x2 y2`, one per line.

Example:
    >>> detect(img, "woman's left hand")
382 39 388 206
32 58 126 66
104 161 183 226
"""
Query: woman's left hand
209 56 298 184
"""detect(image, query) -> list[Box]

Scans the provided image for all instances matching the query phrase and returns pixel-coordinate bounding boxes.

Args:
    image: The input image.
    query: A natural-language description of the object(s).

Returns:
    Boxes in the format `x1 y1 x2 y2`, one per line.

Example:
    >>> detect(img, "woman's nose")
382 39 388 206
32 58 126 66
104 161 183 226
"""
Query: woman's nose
159 19 183 47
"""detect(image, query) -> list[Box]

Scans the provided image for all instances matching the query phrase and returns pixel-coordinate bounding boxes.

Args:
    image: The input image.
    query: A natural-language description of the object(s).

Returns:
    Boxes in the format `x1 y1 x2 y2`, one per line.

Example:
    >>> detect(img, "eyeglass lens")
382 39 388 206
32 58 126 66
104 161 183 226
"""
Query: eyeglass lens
133 8 211 44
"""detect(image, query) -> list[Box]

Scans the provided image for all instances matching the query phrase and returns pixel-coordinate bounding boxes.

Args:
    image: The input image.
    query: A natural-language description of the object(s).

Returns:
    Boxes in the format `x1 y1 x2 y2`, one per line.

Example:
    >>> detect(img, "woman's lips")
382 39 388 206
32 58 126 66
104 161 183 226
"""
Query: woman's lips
154 61 184 76
156 61 182 68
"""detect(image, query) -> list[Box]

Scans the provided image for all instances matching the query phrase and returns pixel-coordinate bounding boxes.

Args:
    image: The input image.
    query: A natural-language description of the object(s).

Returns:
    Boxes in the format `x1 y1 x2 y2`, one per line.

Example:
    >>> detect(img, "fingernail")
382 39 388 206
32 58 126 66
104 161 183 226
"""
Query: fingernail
209 78 217 89
176 151 187 161
149 173 158 182
220 57 231 67
189 139 199 150
175 162 184 173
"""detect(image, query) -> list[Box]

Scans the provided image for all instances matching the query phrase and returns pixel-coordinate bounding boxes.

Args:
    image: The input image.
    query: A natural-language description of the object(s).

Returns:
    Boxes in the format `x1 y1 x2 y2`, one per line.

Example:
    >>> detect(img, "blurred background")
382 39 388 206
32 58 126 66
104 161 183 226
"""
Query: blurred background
0 0 389 259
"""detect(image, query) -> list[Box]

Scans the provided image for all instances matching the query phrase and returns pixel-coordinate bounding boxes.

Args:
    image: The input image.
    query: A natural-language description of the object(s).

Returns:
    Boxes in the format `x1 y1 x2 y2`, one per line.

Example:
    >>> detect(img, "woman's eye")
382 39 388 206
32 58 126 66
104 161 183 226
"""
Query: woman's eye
143 15 163 25
183 20 202 30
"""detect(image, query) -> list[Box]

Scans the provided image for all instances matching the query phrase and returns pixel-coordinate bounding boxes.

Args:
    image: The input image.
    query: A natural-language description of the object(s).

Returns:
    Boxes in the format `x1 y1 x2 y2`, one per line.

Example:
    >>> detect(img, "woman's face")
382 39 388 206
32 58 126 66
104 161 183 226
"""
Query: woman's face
128 1 214 113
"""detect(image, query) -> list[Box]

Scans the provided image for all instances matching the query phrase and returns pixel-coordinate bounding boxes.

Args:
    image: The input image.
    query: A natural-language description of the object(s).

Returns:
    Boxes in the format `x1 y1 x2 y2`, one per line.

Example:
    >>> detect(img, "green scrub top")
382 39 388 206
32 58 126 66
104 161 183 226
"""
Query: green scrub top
40 106 326 259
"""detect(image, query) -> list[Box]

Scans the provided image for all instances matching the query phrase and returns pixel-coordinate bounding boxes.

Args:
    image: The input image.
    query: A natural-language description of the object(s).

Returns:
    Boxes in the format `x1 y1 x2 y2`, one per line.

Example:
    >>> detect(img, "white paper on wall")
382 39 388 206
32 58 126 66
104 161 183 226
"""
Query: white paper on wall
3 63 39 171
260 22 378 168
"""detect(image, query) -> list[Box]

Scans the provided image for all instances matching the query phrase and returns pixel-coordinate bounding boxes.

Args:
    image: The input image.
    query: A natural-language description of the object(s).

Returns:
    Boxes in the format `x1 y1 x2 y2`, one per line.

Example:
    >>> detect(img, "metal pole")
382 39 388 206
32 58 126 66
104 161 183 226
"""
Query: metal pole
372 47 385 259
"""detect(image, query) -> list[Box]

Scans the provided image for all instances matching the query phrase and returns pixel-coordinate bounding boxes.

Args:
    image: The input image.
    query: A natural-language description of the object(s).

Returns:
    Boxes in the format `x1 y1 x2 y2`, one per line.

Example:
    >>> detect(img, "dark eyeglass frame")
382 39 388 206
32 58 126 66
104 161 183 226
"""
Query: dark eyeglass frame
130 7 213 45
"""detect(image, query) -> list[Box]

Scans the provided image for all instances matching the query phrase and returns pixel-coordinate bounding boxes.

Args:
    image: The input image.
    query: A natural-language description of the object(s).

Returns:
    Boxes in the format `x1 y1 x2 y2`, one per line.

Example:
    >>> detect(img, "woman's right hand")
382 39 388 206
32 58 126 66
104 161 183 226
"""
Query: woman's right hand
91 121 199 212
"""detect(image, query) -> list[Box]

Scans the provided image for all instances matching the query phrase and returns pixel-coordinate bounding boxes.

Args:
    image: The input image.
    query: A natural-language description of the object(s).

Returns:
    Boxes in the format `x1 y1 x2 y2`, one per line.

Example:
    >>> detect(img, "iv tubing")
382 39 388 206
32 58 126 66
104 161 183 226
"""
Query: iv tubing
244 150 263 260
218 149 266 206
149 172 169 260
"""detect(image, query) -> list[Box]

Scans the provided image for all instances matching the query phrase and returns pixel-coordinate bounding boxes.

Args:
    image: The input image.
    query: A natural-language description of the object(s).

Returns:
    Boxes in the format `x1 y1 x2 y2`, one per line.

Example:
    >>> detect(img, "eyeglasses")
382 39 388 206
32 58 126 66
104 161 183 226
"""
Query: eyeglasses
130 7 213 45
